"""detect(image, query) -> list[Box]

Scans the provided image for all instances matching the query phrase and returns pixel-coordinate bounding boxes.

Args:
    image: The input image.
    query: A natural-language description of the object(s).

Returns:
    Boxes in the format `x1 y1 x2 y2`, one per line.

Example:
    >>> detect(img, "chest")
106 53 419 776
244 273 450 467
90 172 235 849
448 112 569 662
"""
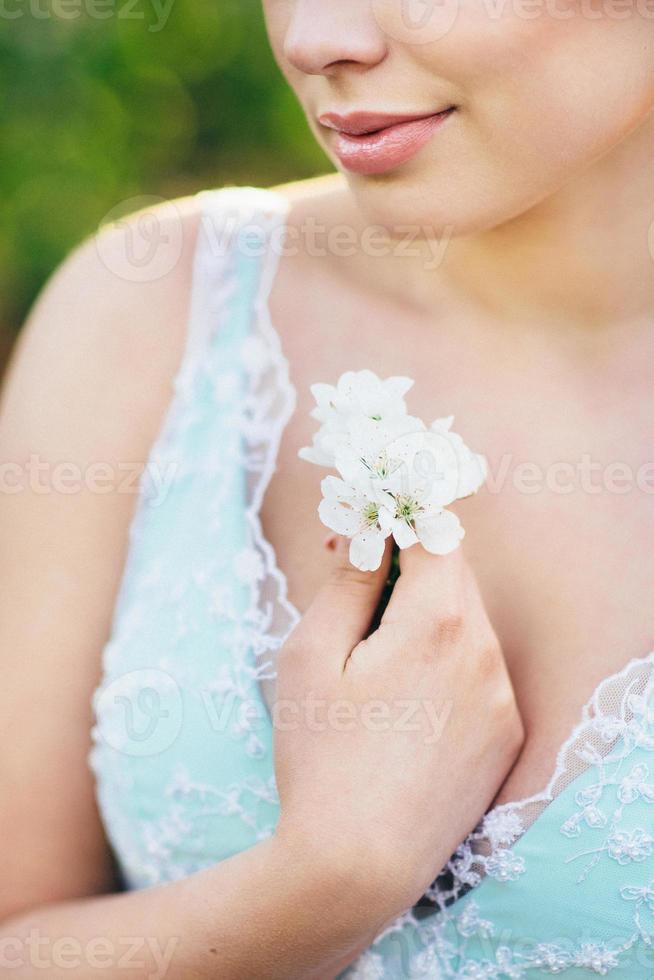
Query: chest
260 285 654 805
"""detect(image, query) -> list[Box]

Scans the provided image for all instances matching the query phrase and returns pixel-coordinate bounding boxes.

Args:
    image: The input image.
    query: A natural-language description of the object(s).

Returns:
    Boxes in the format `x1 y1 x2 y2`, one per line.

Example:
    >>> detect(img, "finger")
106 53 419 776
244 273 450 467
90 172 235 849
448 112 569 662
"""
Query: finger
292 535 393 664
380 543 466 634
459 556 497 641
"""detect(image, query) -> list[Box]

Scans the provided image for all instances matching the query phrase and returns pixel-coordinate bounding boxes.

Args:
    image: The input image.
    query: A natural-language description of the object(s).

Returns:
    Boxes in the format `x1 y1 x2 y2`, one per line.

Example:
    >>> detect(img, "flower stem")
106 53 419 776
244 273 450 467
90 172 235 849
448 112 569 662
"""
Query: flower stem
367 543 401 636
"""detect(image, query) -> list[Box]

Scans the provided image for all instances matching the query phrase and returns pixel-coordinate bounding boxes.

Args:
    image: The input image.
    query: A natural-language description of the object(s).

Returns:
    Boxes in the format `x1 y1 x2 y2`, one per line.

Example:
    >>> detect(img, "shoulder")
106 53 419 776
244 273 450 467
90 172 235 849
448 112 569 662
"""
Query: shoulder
2 176 354 459
3 194 204 460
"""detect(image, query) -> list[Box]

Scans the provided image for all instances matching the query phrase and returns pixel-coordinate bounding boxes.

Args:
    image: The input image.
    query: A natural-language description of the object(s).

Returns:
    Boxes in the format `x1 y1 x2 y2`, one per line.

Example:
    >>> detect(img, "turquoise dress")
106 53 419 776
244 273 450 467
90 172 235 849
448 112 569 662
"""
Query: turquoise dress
89 185 654 978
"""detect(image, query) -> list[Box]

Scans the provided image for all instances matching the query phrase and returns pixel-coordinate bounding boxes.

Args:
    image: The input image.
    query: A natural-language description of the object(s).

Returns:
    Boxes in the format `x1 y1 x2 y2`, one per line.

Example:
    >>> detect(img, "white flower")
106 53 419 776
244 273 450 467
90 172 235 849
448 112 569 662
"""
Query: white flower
318 475 391 572
373 429 468 556
333 414 427 486
299 370 487 571
430 416 488 499
299 370 414 467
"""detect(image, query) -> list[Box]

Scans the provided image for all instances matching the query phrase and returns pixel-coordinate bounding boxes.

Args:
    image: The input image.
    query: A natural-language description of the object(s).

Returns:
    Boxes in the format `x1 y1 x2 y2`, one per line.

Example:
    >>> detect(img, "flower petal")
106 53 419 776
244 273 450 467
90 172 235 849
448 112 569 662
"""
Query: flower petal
318 499 362 536
298 444 332 467
392 518 419 550
383 376 414 399
310 383 336 410
376 499 396 533
415 509 465 555
349 528 388 571
320 474 357 502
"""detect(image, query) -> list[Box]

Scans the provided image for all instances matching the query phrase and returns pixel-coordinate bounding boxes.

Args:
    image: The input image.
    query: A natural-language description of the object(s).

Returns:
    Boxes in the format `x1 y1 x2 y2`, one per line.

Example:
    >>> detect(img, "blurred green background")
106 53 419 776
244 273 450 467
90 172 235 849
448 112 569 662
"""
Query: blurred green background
1 0 331 360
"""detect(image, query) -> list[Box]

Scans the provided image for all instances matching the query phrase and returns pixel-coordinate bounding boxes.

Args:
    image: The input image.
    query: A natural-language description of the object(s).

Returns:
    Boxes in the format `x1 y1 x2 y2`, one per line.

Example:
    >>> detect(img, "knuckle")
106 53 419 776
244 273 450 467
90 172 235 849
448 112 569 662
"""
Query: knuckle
433 609 466 648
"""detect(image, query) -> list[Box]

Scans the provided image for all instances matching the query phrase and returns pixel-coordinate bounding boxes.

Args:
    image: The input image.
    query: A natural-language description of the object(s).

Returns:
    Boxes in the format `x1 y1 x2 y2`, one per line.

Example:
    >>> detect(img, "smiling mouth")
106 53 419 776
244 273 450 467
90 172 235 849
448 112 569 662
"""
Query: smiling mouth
317 107 458 176
318 107 457 137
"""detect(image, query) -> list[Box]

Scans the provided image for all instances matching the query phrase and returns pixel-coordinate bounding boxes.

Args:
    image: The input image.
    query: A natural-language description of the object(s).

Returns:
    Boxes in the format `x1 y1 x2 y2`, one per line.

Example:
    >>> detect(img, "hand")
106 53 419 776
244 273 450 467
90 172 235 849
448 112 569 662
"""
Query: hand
272 537 524 923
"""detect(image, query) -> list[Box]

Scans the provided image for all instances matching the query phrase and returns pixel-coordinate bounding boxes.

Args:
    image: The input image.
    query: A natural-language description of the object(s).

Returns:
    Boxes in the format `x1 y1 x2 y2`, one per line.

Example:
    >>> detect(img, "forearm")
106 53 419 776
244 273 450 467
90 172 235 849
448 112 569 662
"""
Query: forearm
0 836 389 980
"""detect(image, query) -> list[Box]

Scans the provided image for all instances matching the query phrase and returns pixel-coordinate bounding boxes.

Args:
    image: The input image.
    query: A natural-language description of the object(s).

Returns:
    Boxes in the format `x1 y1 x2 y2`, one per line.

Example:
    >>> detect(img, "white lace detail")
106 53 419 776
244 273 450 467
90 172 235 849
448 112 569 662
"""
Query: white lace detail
184 185 302 734
91 185 654 975
88 186 302 889
432 651 654 902
342 653 654 976
191 185 301 687
235 190 302 683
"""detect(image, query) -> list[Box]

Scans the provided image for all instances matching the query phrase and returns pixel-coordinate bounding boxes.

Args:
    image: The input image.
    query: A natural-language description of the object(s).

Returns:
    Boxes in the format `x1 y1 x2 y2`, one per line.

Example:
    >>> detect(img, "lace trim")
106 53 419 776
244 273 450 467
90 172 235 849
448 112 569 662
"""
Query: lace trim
236 188 302 681
435 649 654 904
346 652 654 976
172 184 301 680
89 185 301 758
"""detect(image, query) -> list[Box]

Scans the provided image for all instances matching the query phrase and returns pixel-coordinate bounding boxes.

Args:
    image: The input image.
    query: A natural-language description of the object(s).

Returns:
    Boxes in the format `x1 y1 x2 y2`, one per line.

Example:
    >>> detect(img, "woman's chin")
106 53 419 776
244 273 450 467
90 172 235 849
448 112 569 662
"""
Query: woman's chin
341 171 507 242
343 160 579 243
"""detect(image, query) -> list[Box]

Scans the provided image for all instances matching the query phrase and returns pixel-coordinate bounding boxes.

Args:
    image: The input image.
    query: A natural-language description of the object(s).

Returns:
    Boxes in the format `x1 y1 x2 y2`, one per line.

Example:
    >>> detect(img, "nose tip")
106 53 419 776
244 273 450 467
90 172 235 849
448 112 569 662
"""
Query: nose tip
283 43 379 77
282 3 387 76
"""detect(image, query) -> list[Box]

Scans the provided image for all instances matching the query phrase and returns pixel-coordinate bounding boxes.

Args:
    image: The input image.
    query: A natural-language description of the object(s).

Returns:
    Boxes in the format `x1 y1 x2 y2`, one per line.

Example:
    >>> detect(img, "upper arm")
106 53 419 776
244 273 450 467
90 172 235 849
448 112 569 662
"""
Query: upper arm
0 197 200 923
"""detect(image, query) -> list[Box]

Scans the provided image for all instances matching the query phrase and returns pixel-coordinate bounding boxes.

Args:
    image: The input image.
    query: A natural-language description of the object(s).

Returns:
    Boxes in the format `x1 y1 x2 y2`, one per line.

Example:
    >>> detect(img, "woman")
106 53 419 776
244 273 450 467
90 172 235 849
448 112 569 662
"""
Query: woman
2 3 654 976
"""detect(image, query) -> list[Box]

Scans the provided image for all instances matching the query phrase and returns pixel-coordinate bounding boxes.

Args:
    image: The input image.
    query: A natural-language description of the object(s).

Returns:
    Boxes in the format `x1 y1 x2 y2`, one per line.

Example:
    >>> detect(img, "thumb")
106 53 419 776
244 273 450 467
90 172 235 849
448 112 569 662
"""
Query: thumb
293 535 393 666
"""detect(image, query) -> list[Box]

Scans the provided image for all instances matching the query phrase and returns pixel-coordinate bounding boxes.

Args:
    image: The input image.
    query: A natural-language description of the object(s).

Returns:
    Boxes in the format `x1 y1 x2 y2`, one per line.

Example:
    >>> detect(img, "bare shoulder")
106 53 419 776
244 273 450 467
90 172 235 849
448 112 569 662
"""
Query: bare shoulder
3 176 357 459
3 194 206 461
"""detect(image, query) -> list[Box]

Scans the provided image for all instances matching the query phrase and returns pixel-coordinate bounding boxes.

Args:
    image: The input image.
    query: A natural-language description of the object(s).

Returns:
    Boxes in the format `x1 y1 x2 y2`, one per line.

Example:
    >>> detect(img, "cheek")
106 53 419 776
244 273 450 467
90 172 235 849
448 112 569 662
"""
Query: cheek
415 10 654 181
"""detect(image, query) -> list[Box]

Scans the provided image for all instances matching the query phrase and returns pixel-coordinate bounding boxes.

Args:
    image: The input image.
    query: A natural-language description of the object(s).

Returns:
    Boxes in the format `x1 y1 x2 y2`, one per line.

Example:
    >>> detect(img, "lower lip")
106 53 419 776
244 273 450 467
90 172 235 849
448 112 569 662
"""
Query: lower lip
331 109 456 176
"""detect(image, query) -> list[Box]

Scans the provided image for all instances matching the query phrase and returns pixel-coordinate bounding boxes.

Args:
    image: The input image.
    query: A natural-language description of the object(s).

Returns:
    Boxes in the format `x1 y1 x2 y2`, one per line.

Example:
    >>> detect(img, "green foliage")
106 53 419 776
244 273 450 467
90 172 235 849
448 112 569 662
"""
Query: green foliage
1 0 330 335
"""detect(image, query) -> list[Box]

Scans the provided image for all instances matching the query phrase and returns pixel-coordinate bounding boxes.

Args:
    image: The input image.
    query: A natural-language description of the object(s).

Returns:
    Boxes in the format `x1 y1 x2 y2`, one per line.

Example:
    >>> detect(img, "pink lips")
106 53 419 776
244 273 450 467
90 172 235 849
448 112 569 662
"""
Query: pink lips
318 108 456 175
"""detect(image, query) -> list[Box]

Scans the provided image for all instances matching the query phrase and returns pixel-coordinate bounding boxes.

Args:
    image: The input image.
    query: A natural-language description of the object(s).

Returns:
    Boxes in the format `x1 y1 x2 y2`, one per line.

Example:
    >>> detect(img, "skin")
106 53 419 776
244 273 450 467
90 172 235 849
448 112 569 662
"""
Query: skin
0 179 520 980
2 0 654 975
260 0 654 807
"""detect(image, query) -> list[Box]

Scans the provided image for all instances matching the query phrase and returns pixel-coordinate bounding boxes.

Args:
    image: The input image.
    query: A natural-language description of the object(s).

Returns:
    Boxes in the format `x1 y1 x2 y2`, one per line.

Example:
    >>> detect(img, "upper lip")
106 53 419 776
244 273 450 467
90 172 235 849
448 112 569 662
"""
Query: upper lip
318 108 454 137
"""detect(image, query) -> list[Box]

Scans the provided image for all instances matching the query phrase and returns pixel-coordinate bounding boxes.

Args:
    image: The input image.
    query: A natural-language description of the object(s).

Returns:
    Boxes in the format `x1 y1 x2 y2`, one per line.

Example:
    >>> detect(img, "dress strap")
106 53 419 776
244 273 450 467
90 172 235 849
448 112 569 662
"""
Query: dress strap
176 184 291 405
178 183 300 675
